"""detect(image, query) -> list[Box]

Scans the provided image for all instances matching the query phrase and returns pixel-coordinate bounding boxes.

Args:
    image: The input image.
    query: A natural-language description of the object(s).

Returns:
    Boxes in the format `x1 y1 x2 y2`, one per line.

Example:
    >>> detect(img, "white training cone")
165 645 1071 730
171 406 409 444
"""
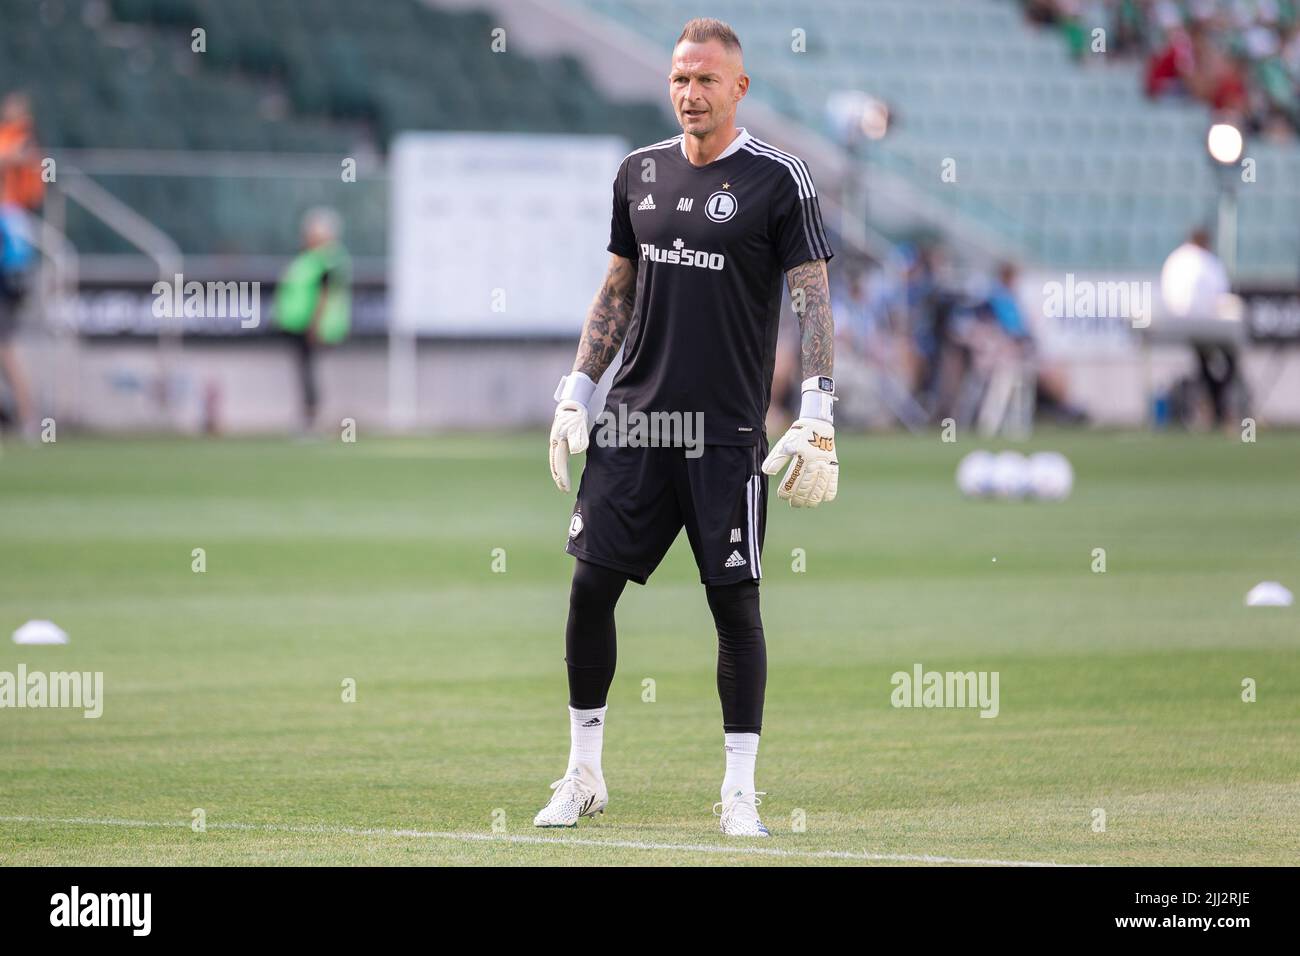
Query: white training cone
12 619 70 645
1245 582 1293 607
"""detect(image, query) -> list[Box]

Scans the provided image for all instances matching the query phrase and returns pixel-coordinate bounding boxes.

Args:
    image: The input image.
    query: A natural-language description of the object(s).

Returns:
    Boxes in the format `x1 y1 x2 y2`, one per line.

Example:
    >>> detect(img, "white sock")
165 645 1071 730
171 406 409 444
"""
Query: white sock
722 732 760 800
567 705 606 777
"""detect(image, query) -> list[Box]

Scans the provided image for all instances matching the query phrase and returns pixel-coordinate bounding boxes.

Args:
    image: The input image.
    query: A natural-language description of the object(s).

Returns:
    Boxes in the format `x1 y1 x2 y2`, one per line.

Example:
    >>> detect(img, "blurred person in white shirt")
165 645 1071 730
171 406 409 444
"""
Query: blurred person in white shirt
1160 227 1239 427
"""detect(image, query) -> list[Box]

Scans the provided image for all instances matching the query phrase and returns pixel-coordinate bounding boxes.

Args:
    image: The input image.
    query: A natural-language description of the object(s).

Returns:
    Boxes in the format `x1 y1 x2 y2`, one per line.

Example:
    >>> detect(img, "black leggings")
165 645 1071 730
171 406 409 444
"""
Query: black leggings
565 560 627 712
1194 344 1238 426
285 332 318 425
564 559 767 734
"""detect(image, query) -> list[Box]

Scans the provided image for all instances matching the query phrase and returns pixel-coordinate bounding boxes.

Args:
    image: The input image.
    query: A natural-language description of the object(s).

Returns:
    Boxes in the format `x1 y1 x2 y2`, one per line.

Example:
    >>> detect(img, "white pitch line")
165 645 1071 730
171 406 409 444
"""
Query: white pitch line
0 815 1087 867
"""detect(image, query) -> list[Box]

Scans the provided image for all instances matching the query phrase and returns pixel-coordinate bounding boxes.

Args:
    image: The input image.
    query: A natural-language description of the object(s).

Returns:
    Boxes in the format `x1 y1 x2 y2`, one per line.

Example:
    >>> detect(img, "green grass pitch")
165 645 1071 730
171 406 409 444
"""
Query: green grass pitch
0 430 1296 866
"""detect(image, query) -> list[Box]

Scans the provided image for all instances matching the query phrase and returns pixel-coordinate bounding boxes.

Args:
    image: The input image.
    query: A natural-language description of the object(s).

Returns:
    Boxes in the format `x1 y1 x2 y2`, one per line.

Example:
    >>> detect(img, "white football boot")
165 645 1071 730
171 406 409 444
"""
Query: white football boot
533 765 608 828
714 789 770 837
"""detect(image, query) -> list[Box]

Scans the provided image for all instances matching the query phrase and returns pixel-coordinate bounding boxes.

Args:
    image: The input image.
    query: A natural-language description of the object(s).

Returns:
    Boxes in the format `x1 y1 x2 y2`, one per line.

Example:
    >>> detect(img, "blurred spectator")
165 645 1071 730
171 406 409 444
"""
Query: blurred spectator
1160 227 1230 319
1160 227 1240 427
1024 0 1300 138
901 242 947 410
768 250 1095 434
984 262 1088 425
0 91 43 435
834 263 915 375
274 207 351 432
830 262 927 429
1146 22 1197 98
1189 26 1249 113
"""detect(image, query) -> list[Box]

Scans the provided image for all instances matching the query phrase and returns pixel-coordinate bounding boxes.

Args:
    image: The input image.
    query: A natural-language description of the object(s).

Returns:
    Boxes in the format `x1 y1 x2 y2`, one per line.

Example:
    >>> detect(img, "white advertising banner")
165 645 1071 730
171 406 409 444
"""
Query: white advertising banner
389 132 629 336
1018 269 1155 358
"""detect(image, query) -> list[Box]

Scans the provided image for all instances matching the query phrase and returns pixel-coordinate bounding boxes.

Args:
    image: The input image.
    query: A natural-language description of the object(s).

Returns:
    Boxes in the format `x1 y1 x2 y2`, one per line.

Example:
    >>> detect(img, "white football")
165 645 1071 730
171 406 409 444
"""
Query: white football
956 450 995 498
1028 452 1074 501
990 451 1030 499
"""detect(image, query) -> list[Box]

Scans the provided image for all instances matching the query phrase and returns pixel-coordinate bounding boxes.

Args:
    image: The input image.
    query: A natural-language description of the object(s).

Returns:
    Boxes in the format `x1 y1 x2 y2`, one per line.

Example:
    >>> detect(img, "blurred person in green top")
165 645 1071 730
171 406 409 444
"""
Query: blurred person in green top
275 207 350 432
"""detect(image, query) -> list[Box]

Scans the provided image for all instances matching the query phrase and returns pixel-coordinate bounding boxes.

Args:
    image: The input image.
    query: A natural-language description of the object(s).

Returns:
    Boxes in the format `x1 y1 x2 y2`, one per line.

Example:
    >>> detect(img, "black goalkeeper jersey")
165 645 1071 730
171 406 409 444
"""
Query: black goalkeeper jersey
603 128 833 446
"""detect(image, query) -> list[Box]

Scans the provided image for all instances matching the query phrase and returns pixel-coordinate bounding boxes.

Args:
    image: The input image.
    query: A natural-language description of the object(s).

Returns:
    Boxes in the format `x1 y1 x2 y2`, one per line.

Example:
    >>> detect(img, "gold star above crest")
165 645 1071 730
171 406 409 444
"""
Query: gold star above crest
721 182 730 189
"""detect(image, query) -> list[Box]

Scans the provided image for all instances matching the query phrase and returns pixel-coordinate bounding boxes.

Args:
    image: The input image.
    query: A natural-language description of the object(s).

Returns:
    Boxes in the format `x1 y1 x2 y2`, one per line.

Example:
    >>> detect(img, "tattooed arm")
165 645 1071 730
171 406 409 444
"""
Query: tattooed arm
549 254 637 492
763 258 839 508
785 258 834 379
573 254 638 380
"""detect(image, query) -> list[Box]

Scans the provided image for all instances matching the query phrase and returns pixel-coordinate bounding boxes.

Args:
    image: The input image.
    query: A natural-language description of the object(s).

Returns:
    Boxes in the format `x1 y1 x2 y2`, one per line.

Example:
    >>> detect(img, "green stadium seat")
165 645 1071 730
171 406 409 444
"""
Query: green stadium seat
2 0 666 256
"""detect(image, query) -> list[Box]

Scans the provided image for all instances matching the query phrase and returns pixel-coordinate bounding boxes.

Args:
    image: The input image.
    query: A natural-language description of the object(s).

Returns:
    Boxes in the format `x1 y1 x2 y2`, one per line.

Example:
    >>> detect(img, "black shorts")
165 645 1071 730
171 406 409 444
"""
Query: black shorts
565 438 768 586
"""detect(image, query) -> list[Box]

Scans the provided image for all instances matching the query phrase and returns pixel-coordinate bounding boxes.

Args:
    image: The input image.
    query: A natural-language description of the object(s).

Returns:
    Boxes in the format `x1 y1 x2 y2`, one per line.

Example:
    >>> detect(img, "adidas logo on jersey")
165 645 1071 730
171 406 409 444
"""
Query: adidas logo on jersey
724 550 747 569
637 194 656 211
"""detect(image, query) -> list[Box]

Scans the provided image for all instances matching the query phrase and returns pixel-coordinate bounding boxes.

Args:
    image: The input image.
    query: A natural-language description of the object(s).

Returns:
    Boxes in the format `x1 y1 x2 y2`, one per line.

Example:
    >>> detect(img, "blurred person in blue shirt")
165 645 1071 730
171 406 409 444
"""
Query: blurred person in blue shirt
981 262 1088 425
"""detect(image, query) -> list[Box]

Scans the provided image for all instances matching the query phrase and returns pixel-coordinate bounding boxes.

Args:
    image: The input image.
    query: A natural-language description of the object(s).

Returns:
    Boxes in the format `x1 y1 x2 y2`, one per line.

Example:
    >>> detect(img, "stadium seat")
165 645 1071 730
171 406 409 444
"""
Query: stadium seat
2 0 667 256
565 0 1299 281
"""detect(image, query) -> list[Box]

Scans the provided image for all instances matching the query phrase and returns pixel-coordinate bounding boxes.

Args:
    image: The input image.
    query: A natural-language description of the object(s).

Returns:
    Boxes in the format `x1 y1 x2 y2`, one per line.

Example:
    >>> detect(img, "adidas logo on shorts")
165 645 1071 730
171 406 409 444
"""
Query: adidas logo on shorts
637 193 656 211
724 550 747 569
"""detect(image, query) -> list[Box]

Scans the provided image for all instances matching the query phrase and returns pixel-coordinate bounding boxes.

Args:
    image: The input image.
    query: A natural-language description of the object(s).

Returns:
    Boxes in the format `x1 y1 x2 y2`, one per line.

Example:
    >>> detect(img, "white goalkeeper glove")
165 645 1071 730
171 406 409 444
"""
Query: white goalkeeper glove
549 371 597 493
762 376 839 508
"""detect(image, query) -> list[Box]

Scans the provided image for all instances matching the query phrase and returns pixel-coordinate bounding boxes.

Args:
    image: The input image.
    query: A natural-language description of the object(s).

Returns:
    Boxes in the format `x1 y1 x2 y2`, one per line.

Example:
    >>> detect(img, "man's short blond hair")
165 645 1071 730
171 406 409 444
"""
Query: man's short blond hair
675 17 742 53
